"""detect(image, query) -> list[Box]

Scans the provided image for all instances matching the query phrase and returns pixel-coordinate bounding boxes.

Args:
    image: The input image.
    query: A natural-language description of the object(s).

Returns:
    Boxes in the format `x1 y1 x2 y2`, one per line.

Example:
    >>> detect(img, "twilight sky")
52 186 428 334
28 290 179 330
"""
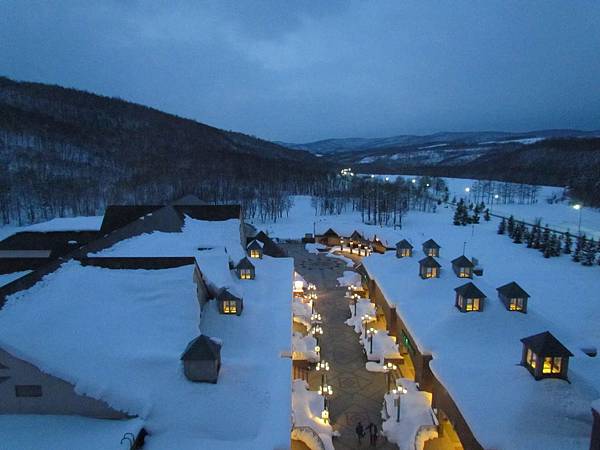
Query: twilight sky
1 0 599 142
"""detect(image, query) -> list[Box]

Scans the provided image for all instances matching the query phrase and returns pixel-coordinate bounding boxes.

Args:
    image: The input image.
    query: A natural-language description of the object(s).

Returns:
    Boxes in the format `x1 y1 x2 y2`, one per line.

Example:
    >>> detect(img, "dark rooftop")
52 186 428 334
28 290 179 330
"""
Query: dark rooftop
451 255 474 268
521 331 573 357
181 335 221 361
497 282 530 299
396 239 413 249
422 239 441 249
418 256 441 268
235 257 255 270
454 282 486 299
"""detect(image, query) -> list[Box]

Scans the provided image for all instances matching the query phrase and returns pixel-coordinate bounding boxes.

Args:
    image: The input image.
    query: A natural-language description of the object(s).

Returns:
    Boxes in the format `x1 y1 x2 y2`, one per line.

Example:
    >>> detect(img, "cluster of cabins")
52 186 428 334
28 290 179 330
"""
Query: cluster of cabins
0 195 289 447
350 236 600 449
316 228 388 256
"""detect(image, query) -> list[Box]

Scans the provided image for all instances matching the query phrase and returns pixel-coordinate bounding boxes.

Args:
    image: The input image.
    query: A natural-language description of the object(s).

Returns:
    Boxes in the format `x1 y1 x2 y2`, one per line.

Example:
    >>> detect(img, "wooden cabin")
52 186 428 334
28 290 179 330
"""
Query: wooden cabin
181 335 222 383
216 288 243 315
454 282 486 312
497 282 530 313
395 239 413 258
319 228 341 247
451 255 474 279
246 239 263 259
371 235 388 254
235 257 255 280
520 331 572 381
419 256 441 279
422 239 441 257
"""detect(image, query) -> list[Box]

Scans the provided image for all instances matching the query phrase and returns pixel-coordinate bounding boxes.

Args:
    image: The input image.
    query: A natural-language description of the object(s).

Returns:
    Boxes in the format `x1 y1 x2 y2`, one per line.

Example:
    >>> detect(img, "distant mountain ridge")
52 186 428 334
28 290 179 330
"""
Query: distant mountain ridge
278 129 600 154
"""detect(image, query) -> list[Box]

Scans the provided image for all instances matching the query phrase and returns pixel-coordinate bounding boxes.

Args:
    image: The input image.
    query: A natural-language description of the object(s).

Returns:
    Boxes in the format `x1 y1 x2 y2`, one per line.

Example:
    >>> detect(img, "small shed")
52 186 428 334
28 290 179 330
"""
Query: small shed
247 239 263 259
235 257 255 280
497 282 530 313
520 331 572 380
181 335 222 383
216 288 243 315
395 239 413 258
422 239 441 257
320 228 341 247
451 255 474 279
454 282 486 312
419 256 441 279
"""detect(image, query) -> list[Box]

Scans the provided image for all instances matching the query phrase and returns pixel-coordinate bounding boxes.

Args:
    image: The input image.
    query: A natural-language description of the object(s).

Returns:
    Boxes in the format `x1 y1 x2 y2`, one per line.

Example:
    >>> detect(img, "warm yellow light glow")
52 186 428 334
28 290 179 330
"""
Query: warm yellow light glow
250 249 261 258
223 300 237 314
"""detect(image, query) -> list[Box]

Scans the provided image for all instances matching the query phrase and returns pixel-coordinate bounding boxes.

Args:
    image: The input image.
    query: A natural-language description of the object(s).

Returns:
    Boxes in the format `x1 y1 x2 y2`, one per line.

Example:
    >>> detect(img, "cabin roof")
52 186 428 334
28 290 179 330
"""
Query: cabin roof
247 240 263 250
235 257 255 270
323 228 339 237
520 331 573 357
100 206 163 234
418 256 441 268
454 282 487 299
216 288 242 302
395 239 413 249
451 255 474 268
181 335 221 361
170 195 205 205
497 282 530 299
422 238 441 249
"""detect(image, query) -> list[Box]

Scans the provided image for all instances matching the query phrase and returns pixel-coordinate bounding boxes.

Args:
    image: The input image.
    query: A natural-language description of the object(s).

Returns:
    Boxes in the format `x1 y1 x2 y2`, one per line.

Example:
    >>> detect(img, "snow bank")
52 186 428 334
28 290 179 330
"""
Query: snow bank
337 270 361 287
292 380 335 450
293 297 312 329
362 329 399 362
305 243 327 254
293 332 319 362
345 298 376 333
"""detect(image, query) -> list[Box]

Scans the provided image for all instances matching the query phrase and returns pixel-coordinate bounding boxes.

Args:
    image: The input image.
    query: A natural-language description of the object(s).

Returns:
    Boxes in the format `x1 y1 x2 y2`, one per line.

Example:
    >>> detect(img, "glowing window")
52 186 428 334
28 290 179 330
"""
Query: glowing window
526 349 537 368
240 269 252 279
250 249 261 258
459 267 470 277
223 300 237 314
509 298 523 311
552 357 562 373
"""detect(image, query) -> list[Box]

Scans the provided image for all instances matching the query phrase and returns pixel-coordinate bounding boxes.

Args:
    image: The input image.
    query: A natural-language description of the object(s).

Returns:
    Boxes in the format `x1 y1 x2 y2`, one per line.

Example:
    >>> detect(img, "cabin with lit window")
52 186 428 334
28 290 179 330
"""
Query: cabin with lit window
451 255 474 279
418 256 441 279
395 239 413 258
319 228 341 247
216 288 243 315
247 240 263 259
235 257 255 280
422 239 441 257
181 335 222 383
497 282 530 313
520 331 572 381
371 235 387 254
454 282 486 312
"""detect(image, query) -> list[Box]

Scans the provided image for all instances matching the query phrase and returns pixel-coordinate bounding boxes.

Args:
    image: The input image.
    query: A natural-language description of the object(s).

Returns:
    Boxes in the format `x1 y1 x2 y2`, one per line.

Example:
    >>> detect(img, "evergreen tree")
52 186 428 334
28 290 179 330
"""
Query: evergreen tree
563 231 573 254
513 223 523 244
498 218 506 235
452 200 463 226
543 239 553 258
539 227 550 253
554 235 563 257
483 208 491 221
507 215 515 236
582 238 597 266
525 226 534 248
472 210 480 224
572 235 585 262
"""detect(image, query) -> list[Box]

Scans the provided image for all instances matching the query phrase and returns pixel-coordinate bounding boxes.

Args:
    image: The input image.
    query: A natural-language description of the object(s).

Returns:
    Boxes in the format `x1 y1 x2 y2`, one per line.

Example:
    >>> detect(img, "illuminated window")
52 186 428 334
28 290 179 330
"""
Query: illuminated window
542 357 562 374
250 249 261 258
401 249 410 257
425 267 436 278
457 295 464 308
465 298 480 311
526 349 537 368
543 357 552 374
459 267 470 278
509 298 524 311
240 269 252 279
223 300 237 314
552 357 562 373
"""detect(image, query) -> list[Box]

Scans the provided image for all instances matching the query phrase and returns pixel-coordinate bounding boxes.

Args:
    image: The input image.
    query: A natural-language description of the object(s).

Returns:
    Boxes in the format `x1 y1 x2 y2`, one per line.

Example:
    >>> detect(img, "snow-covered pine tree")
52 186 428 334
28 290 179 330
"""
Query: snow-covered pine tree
539 227 550 253
483 208 491 221
498 218 506 235
554 235 563 257
453 200 463 226
582 238 597 266
472 211 480 224
525 226 534 248
572 235 585 262
563 231 572 254
513 223 523 244
507 215 515 236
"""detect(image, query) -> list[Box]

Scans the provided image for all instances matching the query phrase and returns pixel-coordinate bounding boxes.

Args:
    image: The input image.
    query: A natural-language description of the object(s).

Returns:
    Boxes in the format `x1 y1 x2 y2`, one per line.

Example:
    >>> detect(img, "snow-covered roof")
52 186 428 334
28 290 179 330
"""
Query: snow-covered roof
363 242 600 449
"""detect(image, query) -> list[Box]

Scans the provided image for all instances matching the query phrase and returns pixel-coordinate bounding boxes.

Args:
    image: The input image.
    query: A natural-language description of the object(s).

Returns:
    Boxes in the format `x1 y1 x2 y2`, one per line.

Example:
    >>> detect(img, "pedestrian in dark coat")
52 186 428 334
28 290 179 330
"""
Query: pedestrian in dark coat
355 421 365 445
367 422 378 446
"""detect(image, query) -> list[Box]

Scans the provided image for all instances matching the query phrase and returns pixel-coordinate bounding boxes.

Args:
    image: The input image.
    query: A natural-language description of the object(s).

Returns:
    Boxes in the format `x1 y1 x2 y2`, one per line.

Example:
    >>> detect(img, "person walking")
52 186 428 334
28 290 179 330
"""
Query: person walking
367 422 378 446
355 421 365 445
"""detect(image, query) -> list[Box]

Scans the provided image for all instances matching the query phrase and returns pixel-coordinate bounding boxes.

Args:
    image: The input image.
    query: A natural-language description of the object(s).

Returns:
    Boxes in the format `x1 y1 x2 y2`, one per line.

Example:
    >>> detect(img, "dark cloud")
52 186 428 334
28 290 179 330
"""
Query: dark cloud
1 0 599 141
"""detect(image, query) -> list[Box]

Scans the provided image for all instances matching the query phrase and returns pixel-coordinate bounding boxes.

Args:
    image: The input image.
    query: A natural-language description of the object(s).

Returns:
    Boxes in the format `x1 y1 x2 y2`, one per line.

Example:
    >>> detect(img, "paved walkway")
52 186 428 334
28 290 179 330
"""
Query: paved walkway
284 243 396 450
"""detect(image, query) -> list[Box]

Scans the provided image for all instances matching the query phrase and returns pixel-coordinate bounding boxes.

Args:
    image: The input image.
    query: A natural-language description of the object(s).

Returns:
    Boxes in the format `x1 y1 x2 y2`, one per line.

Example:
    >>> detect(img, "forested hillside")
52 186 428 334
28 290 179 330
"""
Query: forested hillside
0 76 329 225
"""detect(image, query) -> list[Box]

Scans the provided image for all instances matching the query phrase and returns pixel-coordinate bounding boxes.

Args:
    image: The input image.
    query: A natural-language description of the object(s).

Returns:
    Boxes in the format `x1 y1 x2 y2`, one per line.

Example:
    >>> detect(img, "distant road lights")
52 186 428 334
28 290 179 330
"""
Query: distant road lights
385 177 390 182
465 187 470 193
411 178 416 184
494 194 499 199
426 183 430 187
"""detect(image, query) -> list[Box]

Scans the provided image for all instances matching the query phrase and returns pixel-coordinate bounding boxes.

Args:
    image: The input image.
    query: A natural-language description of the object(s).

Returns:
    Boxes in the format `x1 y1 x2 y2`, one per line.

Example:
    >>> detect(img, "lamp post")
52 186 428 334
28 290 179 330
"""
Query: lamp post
351 293 359 317
391 384 408 422
573 203 582 236
368 327 377 354
361 315 372 340
383 362 397 393
315 359 330 392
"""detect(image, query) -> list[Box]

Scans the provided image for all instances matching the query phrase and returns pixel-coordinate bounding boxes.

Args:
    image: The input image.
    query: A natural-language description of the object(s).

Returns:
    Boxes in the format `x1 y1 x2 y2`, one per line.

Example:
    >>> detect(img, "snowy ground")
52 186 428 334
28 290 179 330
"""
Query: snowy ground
0 217 293 450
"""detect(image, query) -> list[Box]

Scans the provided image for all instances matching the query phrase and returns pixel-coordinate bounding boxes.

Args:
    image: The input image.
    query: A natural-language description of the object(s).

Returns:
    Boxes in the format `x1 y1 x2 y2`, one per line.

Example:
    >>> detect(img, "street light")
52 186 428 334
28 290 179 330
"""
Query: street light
383 362 397 393
573 203 583 235
351 293 360 317
361 315 373 340
311 313 322 323
368 328 378 354
391 384 408 422
315 360 330 393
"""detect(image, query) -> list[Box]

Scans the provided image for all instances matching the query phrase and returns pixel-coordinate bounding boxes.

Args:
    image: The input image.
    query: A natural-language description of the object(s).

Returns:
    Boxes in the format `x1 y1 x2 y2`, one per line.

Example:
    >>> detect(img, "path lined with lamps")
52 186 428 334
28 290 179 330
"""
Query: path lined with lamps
284 243 397 450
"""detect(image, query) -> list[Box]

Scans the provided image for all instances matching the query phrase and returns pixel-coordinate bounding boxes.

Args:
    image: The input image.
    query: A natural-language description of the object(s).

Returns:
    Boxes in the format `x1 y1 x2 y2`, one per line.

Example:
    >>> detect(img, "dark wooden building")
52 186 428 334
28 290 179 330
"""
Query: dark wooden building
422 239 441 257
395 239 413 258
497 282 530 313
247 240 263 259
371 235 388 254
235 257 255 280
216 288 243 315
319 228 341 247
419 256 441 279
251 231 286 258
520 331 572 380
454 282 486 312
451 255 474 279
181 335 222 383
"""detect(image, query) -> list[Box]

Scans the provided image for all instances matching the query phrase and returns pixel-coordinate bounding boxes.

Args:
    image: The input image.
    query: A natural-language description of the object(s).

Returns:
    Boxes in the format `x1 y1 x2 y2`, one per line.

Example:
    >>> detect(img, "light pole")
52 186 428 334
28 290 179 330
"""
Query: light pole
573 204 582 236
392 384 408 422
383 362 397 393
351 293 359 317
315 359 330 409
368 328 377 354
361 315 372 340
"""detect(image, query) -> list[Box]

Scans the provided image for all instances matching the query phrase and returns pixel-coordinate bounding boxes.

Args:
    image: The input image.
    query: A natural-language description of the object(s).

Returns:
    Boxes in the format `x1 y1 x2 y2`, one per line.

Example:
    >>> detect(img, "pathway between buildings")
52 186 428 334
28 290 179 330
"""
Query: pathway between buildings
283 243 396 450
